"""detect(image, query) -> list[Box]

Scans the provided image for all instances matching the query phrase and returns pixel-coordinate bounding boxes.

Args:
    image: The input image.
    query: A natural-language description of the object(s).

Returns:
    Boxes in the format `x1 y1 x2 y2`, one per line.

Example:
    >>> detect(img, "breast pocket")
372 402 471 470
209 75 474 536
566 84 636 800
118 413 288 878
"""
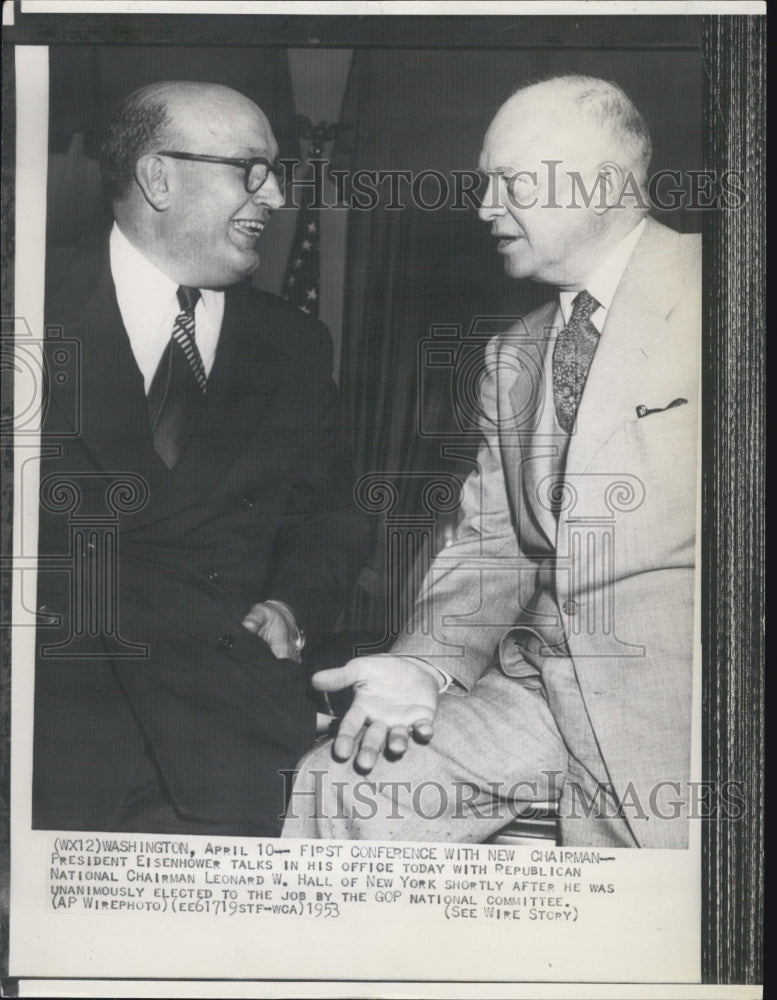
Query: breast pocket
617 403 699 565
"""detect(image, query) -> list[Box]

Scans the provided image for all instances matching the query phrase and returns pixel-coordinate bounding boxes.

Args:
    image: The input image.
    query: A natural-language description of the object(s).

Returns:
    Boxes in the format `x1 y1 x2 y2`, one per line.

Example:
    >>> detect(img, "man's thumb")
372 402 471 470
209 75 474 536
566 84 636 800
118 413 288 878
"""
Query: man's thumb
241 604 271 633
311 663 361 692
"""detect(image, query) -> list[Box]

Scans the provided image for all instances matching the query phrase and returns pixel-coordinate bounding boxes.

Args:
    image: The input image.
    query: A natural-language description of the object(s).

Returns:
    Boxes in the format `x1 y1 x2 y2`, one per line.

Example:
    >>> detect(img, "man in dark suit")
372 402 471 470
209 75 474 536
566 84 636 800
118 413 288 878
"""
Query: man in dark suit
34 80 366 837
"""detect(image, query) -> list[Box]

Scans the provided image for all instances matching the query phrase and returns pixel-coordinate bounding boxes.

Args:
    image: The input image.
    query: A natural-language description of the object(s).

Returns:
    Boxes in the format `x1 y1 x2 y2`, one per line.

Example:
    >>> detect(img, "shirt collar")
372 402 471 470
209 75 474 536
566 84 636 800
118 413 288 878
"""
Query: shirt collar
558 217 647 329
109 222 223 321
108 222 224 390
110 221 180 318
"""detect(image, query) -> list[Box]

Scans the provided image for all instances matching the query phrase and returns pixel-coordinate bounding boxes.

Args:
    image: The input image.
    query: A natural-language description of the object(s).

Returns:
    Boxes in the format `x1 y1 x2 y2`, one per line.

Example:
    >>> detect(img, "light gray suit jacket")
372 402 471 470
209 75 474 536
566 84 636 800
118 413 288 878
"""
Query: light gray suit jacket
393 218 701 848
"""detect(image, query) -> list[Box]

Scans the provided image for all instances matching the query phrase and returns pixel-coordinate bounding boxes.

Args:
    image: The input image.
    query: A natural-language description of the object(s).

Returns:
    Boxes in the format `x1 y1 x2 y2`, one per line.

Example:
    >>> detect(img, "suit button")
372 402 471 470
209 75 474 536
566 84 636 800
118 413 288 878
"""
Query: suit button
218 633 234 650
207 570 220 583
562 600 579 615
240 495 255 510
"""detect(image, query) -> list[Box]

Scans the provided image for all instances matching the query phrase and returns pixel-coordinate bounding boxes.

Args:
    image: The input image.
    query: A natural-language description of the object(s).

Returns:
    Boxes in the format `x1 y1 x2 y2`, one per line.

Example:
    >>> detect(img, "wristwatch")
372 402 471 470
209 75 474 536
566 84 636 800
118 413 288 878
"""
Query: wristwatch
264 600 305 663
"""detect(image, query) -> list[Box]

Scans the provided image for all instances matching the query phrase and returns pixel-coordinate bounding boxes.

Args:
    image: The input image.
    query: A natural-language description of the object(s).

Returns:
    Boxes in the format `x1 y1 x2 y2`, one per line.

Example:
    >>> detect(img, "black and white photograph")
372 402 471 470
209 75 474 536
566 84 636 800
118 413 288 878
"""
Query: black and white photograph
1 2 764 996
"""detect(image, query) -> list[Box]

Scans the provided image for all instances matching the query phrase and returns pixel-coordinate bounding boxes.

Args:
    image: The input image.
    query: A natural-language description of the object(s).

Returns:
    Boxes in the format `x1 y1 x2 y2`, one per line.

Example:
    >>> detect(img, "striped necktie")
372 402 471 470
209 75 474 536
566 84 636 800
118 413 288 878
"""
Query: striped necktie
552 289 601 434
147 285 207 468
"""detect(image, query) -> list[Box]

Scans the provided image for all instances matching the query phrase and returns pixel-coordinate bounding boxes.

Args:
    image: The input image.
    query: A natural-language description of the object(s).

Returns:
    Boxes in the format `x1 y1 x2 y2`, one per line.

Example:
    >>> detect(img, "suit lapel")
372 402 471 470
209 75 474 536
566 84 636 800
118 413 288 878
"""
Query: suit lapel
565 271 657 475
47 251 283 525
565 219 690 476
47 246 159 482
169 285 284 499
503 302 560 549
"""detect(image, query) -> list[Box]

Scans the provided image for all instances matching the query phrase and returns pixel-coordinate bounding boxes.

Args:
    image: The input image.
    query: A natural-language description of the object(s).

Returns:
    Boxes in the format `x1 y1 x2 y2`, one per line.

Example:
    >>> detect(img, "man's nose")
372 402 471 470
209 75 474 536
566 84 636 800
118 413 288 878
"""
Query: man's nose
477 175 505 222
252 173 284 210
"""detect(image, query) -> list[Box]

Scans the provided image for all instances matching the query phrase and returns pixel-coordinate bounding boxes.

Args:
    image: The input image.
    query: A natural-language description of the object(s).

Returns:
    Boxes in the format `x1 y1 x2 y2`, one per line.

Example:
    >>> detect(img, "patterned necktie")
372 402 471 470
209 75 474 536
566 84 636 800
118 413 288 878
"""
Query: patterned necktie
147 286 207 468
552 289 601 433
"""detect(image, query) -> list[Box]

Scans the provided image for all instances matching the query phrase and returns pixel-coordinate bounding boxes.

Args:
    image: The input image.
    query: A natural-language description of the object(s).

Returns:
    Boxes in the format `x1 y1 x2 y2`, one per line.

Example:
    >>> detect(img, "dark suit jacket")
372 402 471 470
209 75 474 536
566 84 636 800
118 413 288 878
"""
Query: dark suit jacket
33 243 367 836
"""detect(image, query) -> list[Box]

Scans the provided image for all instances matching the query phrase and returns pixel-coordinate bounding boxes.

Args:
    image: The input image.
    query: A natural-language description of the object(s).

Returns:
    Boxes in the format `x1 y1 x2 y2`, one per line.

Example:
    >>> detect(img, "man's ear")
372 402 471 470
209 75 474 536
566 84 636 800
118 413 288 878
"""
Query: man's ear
592 160 626 215
134 154 173 211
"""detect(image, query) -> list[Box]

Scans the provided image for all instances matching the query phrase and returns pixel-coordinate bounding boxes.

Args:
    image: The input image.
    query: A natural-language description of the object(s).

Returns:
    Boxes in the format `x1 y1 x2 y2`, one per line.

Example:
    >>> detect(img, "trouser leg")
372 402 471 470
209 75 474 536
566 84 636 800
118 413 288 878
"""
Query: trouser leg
282 668 568 842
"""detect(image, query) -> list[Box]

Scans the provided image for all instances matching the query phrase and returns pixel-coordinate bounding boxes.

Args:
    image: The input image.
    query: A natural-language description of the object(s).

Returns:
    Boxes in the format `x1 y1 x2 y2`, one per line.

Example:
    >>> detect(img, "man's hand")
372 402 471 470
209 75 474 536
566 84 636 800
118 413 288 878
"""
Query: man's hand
242 602 301 661
312 656 440 772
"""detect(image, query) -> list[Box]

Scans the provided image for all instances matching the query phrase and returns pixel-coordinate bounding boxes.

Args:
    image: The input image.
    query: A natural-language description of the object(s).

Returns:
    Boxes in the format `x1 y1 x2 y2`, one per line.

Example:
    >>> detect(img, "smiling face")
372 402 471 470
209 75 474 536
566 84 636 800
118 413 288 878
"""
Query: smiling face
477 90 612 289
155 86 284 288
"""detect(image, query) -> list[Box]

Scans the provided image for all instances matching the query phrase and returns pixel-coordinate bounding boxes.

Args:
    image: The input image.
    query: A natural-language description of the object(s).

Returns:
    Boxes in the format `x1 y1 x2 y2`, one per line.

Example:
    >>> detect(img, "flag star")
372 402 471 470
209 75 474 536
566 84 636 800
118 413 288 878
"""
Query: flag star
301 239 312 251
293 258 303 269
306 222 316 234
300 305 311 314
306 289 317 301
287 276 295 286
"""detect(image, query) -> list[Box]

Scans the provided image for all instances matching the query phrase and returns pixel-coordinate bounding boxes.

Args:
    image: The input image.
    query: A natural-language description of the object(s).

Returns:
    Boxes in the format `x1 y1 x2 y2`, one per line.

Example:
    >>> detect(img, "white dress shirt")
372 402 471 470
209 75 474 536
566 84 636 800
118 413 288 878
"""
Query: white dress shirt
558 216 646 331
109 223 225 393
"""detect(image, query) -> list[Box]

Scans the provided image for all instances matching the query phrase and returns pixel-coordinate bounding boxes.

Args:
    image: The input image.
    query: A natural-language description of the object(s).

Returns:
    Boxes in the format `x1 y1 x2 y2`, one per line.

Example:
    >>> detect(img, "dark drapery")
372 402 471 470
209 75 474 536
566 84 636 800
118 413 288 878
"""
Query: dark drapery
337 47 703 633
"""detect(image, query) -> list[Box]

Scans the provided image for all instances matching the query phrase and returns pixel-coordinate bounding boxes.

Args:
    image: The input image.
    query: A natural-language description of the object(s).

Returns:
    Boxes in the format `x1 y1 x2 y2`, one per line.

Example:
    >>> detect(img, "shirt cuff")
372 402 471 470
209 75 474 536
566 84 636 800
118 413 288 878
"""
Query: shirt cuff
262 599 305 662
402 656 457 694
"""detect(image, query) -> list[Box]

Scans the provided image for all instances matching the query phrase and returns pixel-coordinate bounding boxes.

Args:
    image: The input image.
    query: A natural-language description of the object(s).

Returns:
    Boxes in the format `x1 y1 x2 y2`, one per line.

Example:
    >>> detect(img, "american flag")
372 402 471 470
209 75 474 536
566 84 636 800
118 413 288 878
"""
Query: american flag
282 116 341 319
281 181 320 318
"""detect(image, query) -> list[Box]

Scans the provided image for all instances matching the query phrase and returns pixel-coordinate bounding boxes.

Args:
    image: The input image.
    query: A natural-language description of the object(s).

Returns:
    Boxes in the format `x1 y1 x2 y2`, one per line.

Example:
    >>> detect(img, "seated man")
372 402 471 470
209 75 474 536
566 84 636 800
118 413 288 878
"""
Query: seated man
282 75 700 848
34 81 367 837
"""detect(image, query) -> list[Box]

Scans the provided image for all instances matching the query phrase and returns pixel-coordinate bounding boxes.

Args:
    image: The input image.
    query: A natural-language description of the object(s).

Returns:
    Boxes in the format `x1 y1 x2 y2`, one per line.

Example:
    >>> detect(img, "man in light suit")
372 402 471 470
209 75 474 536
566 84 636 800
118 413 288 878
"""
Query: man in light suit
283 76 700 848
34 81 366 836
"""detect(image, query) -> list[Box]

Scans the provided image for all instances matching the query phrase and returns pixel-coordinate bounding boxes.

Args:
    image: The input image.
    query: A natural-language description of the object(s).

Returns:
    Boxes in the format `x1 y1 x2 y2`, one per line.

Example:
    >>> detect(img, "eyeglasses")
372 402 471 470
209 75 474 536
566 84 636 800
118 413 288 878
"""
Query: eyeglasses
156 151 285 194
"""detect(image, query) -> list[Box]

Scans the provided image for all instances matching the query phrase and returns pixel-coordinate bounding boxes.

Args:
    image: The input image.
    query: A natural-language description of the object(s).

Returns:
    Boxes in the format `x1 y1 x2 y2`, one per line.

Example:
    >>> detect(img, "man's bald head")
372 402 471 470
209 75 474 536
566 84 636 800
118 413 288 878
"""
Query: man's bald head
477 75 653 287
99 81 273 203
488 75 652 189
